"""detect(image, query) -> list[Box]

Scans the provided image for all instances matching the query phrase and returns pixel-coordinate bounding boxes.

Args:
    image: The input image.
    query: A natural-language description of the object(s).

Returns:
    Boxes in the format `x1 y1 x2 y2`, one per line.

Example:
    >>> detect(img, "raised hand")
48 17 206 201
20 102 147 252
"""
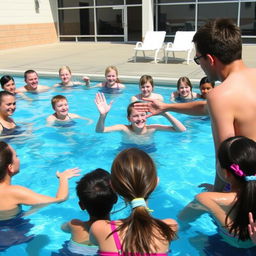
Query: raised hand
95 92 113 115
134 98 166 117
248 212 256 243
56 167 81 180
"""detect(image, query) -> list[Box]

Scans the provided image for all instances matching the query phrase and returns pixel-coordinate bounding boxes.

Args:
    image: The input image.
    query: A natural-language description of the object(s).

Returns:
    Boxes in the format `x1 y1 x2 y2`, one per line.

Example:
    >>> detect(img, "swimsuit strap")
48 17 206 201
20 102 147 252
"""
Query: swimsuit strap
110 221 123 255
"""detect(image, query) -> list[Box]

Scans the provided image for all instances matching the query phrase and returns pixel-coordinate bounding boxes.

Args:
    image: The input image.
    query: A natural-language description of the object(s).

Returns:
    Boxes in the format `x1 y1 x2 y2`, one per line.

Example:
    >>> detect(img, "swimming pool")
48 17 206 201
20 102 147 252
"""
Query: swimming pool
1 76 247 255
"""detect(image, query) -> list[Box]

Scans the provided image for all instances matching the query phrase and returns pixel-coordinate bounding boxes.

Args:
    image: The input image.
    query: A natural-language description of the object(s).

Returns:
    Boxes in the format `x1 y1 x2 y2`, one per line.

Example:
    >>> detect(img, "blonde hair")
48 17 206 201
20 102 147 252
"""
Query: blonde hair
58 66 72 75
104 66 120 83
139 75 154 88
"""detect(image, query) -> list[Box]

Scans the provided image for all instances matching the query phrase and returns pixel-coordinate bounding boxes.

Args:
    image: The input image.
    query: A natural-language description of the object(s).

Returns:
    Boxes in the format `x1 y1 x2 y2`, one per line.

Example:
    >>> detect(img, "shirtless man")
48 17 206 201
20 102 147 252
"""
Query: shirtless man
17 70 50 93
135 18 256 192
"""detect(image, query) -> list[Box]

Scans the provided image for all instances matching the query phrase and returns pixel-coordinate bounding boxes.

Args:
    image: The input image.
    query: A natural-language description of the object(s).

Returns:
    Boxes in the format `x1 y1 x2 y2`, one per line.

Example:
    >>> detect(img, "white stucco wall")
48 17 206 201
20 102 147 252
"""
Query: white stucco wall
0 0 58 25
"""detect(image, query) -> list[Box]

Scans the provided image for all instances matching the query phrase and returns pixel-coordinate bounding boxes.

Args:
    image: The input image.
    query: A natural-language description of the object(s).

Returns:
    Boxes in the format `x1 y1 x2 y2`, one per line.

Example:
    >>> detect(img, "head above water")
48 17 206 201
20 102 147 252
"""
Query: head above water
139 75 154 88
24 70 38 81
76 168 117 219
111 148 157 202
218 136 256 180
177 76 192 91
104 65 120 84
193 18 242 64
58 65 72 75
0 91 15 105
0 141 14 182
199 76 215 89
51 95 67 110
0 75 15 89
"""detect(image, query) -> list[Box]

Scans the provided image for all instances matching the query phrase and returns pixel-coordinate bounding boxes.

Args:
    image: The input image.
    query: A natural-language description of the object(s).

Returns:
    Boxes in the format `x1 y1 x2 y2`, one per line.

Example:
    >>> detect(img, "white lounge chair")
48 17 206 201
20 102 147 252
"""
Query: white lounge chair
134 31 166 64
165 31 196 64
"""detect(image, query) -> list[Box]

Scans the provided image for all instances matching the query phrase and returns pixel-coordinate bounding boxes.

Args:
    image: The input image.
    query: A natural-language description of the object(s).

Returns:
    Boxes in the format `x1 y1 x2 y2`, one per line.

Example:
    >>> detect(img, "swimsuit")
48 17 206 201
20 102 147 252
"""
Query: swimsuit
67 239 99 255
0 122 20 136
99 82 122 94
99 221 168 256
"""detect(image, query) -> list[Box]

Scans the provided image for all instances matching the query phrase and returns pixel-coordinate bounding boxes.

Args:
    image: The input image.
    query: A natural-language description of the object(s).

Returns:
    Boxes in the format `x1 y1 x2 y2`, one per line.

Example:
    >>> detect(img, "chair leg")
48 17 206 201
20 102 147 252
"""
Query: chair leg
134 51 137 62
165 51 168 64
154 49 160 63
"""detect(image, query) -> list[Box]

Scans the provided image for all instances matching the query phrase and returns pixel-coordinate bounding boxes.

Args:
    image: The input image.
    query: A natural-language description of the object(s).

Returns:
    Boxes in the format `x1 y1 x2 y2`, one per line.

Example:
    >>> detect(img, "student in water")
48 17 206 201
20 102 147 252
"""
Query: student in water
90 148 178 255
95 92 186 142
130 75 164 102
198 76 215 99
59 168 117 255
47 95 92 125
54 66 90 88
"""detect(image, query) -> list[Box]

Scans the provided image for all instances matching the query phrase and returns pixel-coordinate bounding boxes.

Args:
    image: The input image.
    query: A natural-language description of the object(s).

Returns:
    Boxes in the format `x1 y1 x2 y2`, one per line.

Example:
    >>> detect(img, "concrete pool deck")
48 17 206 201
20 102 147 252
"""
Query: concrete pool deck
0 42 255 85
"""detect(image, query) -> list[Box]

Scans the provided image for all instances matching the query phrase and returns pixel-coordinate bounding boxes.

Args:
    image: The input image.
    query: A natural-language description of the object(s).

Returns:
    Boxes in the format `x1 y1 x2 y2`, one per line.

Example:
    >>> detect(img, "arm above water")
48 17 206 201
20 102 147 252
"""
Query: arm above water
148 112 186 132
134 98 208 117
248 212 256 244
12 168 80 206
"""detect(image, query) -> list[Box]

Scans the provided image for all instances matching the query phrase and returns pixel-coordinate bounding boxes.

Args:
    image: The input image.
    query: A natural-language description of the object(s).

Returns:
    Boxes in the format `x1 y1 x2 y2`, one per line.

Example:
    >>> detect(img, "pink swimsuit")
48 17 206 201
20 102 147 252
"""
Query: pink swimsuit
99 221 169 256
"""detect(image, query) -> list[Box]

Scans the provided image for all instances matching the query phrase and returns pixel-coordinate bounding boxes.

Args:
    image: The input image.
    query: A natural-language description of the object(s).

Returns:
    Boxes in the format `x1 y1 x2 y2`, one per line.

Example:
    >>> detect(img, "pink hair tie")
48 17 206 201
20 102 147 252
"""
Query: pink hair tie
230 164 245 177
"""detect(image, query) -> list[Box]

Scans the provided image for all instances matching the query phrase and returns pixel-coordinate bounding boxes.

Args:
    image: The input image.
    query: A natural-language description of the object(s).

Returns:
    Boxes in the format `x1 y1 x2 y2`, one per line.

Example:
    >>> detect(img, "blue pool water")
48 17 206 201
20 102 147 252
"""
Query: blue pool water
1 76 249 256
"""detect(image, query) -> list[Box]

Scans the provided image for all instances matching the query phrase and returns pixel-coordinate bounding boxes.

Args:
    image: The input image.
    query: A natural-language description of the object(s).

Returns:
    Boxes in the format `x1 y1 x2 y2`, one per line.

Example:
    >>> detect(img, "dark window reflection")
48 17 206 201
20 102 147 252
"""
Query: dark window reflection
240 2 256 36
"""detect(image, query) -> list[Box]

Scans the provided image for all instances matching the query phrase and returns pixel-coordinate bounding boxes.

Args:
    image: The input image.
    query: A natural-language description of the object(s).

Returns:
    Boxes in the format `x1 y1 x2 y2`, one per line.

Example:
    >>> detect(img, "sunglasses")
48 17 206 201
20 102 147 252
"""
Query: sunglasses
194 55 203 65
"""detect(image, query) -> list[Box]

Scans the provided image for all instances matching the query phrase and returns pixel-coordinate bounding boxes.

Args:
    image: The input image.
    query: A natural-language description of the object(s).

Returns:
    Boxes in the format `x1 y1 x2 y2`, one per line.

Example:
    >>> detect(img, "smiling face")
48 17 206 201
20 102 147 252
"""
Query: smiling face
3 79 16 94
25 72 39 89
128 108 147 129
178 81 191 98
59 68 72 84
54 99 69 117
140 82 153 98
0 95 16 117
105 69 117 86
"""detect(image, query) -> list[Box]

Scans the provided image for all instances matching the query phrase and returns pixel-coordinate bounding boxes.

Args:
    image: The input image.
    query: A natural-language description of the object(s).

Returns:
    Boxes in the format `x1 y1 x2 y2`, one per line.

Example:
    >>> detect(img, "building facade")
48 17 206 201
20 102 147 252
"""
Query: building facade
0 0 256 50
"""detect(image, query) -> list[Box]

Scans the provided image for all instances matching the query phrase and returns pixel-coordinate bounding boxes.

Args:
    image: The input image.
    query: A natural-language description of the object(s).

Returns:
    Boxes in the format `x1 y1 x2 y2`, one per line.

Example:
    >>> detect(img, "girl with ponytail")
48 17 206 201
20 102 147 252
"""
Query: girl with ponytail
90 148 177 255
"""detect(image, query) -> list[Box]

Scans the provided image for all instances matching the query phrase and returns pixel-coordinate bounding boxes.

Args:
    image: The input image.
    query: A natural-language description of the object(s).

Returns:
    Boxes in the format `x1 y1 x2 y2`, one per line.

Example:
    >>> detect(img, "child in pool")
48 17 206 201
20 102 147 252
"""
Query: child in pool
95 92 186 137
179 136 256 248
0 75 32 101
95 66 125 92
61 168 117 255
0 141 80 220
54 66 90 87
0 91 17 136
170 76 200 102
47 95 93 124
198 76 215 99
130 75 164 102
90 148 178 255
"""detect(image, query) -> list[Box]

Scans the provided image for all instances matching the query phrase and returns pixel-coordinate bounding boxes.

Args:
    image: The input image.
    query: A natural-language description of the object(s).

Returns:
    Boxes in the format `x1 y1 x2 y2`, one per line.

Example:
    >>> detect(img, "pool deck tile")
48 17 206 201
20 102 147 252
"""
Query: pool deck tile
0 42 255 85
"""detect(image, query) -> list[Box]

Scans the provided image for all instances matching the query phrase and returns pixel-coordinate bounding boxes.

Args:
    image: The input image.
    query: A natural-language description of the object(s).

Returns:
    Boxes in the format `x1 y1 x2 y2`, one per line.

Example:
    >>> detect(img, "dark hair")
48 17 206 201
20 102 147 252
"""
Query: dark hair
110 148 176 254
0 75 14 89
0 91 15 105
218 136 256 240
139 75 154 88
199 76 215 89
0 141 13 182
24 70 38 80
51 95 67 110
177 76 192 90
76 168 117 219
193 18 242 64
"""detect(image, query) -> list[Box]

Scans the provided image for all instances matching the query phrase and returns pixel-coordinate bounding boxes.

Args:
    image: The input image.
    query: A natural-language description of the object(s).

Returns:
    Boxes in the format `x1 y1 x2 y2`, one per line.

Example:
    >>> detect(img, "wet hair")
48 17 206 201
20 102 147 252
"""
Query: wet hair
199 76 215 89
139 75 154 88
0 141 13 182
0 75 15 89
105 66 121 83
177 76 192 91
218 136 256 240
126 101 144 118
51 95 67 110
58 66 72 75
0 91 15 105
110 148 176 254
193 18 242 64
24 70 38 80
76 168 117 219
